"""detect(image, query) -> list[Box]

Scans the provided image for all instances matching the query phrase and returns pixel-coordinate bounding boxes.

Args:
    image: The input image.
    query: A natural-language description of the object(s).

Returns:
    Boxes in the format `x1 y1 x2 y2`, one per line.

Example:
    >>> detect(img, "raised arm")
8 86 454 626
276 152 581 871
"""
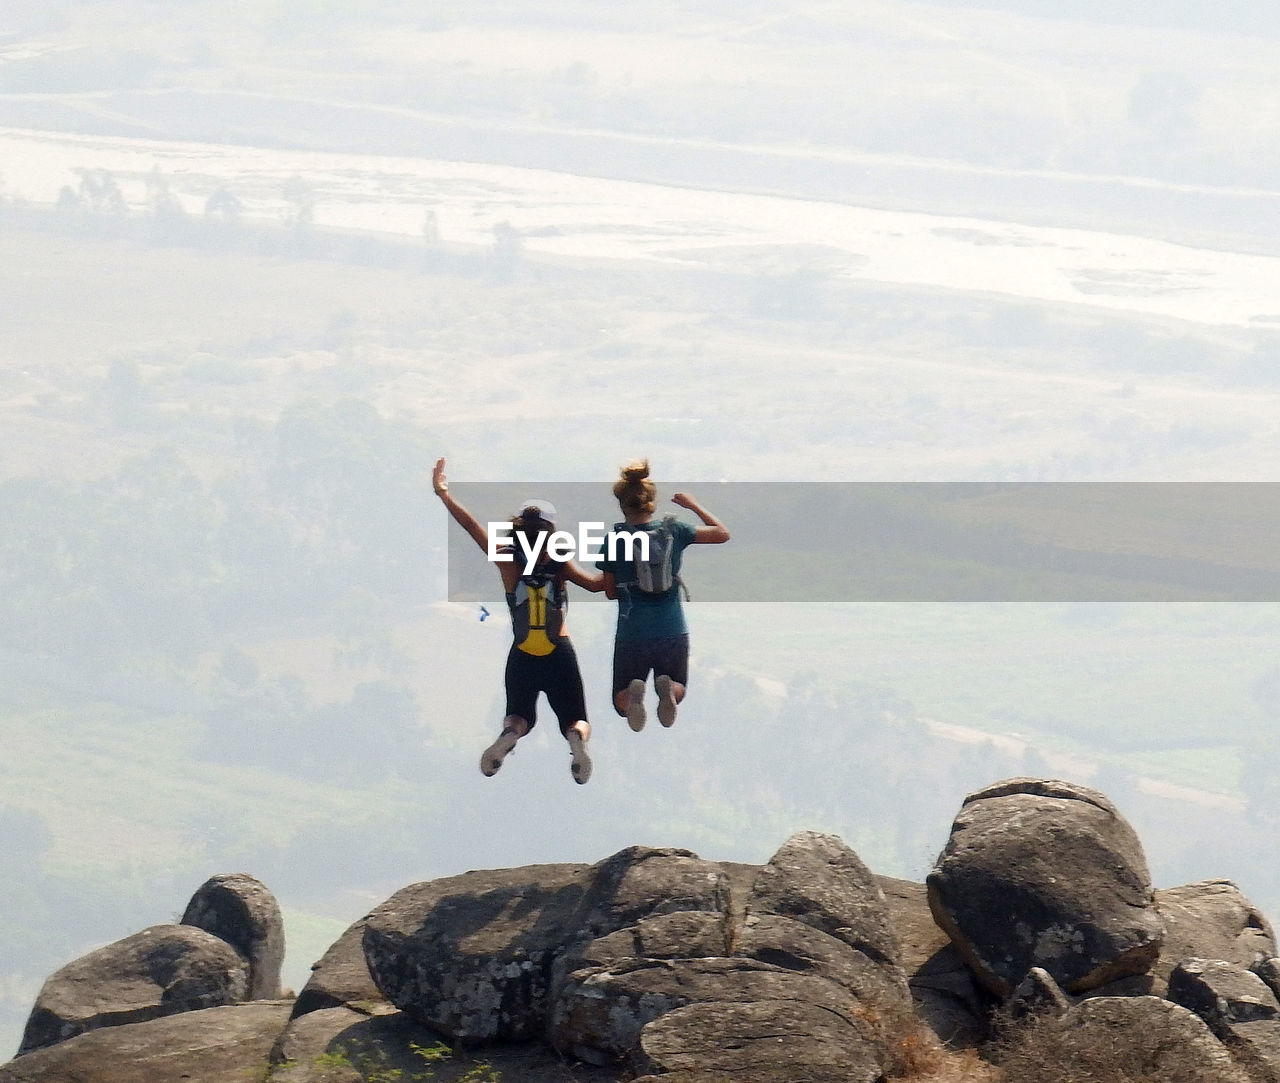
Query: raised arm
672 492 730 544
433 457 490 553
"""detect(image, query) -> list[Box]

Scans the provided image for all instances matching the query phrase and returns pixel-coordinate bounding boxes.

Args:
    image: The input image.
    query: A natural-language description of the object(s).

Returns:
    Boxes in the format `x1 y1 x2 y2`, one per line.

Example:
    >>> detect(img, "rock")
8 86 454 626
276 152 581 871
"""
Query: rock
362 847 728 1043
272 1005 625 1083
181 872 285 1000
557 954 862 1066
1007 966 1072 1019
1169 958 1280 1082
292 918 387 1019
748 831 901 971
549 911 730 1063
733 913 909 1009
17 924 249 1054
549 832 911 1071
993 995 1249 1083
877 875 990 1048
927 777 1164 996
635 999 883 1083
363 862 589 1042
268 1007 453 1083
0 1001 290 1083
1153 880 1276 990
1256 957 1280 1002
1169 957 1280 1027
582 846 729 933
270 1006 370 1082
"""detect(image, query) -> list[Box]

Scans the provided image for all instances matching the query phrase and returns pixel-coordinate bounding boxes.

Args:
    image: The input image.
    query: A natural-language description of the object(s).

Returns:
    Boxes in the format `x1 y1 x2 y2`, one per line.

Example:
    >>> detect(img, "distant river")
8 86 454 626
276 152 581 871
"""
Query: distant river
3 126 1279 329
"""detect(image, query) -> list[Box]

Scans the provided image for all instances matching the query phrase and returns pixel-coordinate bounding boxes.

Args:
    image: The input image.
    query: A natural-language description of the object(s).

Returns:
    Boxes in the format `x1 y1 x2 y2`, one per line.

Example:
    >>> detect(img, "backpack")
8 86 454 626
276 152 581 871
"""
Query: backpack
631 516 688 598
507 560 566 656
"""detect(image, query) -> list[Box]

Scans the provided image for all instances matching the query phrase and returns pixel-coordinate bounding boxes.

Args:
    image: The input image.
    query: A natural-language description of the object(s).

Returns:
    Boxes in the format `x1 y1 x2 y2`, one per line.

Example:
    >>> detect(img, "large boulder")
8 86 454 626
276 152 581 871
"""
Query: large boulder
549 832 913 1078
748 831 902 973
927 778 1164 996
0 1001 290 1083
363 861 590 1042
181 872 285 1000
362 847 727 1043
17 924 249 1054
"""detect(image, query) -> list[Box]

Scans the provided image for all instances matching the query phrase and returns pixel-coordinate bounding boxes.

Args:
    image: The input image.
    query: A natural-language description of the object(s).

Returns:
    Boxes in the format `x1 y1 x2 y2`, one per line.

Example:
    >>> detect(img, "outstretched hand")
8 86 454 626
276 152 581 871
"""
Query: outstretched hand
433 457 449 496
671 492 696 510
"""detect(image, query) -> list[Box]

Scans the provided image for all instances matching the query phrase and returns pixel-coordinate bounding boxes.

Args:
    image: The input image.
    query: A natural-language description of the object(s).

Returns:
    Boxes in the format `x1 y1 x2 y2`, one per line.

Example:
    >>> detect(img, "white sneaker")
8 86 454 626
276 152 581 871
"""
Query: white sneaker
625 678 647 732
656 674 678 727
567 726 592 785
480 728 519 776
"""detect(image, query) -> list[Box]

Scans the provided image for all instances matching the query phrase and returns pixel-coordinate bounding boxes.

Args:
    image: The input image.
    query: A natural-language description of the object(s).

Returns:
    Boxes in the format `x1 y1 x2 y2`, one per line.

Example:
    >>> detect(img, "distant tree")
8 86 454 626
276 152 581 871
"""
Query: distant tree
204 186 243 225
74 167 127 217
489 220 523 280
421 207 440 244
281 174 315 243
145 169 189 244
55 185 81 212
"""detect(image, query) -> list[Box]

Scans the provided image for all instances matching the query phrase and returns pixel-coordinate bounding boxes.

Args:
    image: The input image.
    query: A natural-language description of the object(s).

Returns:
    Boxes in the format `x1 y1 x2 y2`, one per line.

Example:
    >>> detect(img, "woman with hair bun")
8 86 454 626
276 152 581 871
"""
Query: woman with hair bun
433 458 602 784
600 459 730 731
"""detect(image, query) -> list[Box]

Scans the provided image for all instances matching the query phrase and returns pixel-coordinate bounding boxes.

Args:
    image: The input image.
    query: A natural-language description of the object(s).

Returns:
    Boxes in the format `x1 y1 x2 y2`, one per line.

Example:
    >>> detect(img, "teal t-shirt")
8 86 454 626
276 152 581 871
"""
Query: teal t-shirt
601 518 697 641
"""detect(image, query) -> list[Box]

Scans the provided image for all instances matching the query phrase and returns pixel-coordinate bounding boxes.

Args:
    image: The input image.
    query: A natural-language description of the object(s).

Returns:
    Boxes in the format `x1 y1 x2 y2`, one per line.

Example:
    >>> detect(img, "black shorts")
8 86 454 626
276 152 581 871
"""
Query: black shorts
612 634 690 704
504 639 587 737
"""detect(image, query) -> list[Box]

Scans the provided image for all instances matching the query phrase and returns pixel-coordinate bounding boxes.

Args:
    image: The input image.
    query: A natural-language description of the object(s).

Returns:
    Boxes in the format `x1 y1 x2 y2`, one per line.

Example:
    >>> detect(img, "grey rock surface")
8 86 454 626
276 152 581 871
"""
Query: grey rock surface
927 777 1164 996
18 924 249 1054
1153 880 1276 989
292 918 386 1019
1169 958 1280 1082
1 1002 290 1083
635 999 883 1083
181 871 286 1000
1004 995 1250 1083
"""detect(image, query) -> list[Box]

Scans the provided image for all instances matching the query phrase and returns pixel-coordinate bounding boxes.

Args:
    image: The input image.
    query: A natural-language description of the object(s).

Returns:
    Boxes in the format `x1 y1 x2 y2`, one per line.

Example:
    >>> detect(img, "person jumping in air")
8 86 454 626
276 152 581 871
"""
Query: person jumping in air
433 458 602 784
600 460 729 731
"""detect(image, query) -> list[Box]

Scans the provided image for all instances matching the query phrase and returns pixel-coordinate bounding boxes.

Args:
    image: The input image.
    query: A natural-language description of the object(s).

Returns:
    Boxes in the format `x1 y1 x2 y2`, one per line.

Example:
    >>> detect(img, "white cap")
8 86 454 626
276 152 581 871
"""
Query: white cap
517 498 557 524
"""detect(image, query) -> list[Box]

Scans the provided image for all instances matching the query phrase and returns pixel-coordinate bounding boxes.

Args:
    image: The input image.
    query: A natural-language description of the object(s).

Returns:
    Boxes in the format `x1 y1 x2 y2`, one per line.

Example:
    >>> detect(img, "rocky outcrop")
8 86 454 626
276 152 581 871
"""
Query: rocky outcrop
7 777 1280 1083
1154 881 1276 990
1 1002 291 1083
181 872 286 1000
926 778 1165 996
360 859 595 1041
291 917 385 1018
1169 958 1280 1081
635 999 883 1083
17 924 249 1054
993 996 1253 1083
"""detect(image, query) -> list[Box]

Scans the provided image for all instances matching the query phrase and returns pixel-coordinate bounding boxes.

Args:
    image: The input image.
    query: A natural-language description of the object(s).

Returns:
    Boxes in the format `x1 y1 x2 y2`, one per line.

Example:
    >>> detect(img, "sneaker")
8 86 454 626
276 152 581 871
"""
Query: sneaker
567 726 592 785
656 674 678 728
625 678 647 732
480 728 519 777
